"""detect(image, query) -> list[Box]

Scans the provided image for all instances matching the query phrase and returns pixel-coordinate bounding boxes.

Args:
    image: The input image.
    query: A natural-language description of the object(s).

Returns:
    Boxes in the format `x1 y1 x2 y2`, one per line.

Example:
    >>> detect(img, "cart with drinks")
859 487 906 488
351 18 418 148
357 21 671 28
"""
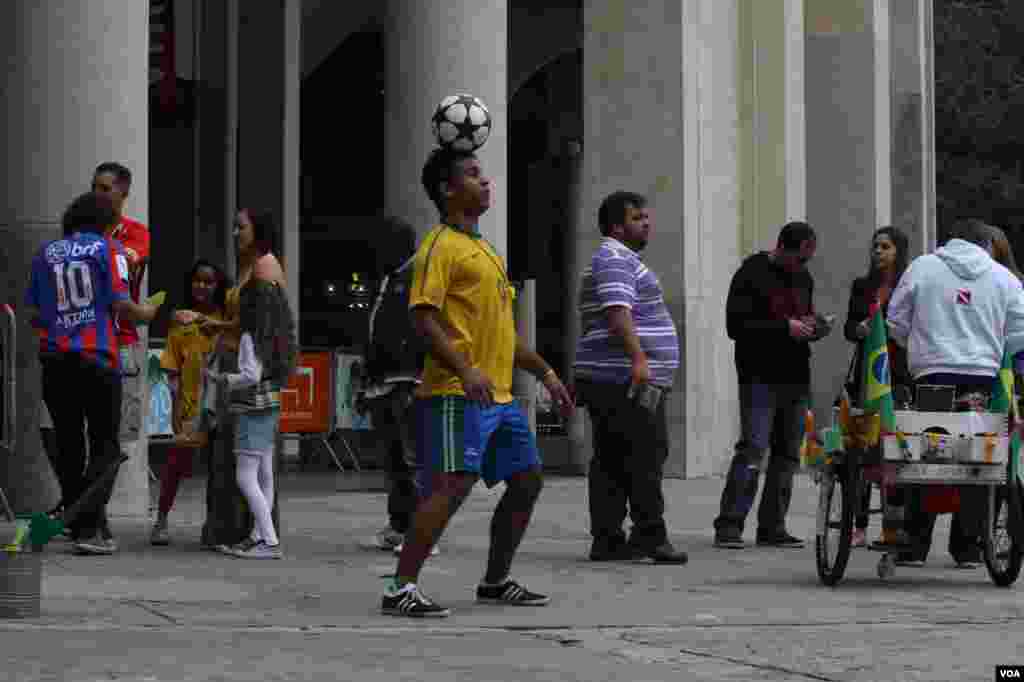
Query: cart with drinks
811 387 1024 587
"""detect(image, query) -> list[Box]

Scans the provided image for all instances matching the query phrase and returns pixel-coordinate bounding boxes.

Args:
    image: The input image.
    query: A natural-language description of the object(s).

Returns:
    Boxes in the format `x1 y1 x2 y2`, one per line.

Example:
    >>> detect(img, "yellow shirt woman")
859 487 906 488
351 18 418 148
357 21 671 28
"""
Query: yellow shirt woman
161 311 225 434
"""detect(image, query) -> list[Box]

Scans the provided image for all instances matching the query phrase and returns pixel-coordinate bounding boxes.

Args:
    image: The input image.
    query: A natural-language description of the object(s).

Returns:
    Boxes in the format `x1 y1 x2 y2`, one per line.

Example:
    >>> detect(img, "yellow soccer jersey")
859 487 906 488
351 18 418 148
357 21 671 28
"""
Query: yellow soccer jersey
409 224 518 403
161 312 224 429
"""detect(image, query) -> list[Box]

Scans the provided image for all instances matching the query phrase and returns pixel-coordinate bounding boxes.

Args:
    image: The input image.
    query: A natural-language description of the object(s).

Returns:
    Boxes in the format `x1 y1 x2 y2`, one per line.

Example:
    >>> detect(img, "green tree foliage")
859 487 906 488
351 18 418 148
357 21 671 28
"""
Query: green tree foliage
935 0 1024 242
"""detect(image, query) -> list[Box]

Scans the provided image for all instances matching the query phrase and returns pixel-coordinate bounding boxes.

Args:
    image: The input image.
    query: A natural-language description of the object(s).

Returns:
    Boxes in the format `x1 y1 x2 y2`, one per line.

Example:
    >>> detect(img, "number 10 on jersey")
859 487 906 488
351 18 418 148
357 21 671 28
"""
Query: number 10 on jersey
53 261 95 312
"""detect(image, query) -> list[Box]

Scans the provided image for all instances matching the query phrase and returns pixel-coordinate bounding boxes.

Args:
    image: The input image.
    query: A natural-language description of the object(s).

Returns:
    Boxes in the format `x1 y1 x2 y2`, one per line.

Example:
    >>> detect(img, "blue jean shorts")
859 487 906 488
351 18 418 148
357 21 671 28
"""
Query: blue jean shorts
234 408 279 456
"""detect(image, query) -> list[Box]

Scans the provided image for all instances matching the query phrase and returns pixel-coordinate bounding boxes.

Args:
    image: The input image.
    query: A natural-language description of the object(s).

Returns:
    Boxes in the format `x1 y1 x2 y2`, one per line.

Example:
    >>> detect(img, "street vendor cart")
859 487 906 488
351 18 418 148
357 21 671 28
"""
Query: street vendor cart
813 400 1024 586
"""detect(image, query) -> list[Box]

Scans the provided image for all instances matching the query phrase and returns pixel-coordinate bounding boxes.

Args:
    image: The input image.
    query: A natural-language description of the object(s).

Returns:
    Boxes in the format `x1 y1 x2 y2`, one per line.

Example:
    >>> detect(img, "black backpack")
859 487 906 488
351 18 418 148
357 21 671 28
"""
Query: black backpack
364 256 425 383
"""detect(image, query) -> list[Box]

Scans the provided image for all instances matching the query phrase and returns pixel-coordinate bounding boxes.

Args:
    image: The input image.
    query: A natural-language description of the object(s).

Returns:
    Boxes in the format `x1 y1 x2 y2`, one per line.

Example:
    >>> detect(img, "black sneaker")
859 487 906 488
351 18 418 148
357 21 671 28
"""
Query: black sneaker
476 579 550 606
73 535 117 555
643 543 689 564
756 532 805 548
894 554 926 567
381 584 451 618
589 539 645 562
218 537 258 555
714 533 746 549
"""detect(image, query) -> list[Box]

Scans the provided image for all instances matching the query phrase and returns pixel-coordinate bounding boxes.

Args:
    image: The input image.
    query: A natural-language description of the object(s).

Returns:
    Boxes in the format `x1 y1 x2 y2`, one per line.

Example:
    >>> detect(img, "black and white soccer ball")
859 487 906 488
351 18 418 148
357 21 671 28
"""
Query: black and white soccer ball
431 94 492 152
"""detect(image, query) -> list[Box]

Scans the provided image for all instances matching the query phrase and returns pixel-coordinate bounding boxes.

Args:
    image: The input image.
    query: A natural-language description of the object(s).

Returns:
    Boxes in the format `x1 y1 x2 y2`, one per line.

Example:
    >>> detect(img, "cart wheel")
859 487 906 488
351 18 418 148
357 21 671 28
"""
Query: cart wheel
876 553 895 580
1008 479 1024 550
815 462 856 586
984 486 1023 587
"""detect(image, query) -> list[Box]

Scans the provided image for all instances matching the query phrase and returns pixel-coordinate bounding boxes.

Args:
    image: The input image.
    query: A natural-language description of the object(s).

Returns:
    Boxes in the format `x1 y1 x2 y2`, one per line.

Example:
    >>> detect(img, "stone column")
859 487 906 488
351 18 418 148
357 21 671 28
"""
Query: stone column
0 1 149 513
738 0 807 253
805 0 893 418
282 0 302 318
237 1 284 248
889 0 937 257
678 0 746 478
581 1 724 477
383 0 508 256
512 280 537 434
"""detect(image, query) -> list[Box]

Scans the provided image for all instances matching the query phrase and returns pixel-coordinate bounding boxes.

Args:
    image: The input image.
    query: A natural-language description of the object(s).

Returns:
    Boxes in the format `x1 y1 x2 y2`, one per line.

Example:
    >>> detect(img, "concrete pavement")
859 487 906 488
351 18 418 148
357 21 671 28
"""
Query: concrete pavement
2 471 1023 681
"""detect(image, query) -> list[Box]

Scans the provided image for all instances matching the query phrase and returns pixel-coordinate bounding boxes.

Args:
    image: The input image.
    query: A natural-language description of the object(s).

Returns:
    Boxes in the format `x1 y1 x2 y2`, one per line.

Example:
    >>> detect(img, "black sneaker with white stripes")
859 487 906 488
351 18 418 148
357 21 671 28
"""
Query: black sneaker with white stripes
476 579 550 606
381 583 451 618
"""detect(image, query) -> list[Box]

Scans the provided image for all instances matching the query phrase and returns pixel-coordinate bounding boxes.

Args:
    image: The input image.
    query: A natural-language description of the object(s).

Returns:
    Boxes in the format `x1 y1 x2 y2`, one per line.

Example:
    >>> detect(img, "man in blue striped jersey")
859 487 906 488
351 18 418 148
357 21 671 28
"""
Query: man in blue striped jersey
573 191 688 564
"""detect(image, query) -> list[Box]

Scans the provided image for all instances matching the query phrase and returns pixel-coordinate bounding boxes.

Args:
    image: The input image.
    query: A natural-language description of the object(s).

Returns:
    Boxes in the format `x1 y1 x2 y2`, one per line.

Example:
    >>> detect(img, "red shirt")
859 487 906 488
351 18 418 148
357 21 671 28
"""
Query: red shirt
106 216 150 346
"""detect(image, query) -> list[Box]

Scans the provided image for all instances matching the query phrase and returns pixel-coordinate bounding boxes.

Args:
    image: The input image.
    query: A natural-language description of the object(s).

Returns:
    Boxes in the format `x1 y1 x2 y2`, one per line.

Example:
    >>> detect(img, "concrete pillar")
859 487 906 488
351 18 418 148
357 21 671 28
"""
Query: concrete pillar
383 0 508 255
580 0 699 478
233 1 301 318
513 280 537 434
738 0 807 252
805 0 893 418
283 0 302 317
889 0 937 257
679 0 745 478
224 0 239 279
0 2 149 513
237 3 283 254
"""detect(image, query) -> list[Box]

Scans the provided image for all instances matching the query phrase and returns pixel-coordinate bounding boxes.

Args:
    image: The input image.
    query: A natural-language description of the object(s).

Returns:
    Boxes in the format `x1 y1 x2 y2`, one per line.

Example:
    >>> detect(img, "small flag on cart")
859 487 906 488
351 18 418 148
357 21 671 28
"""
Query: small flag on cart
989 347 1015 415
990 348 1023 485
860 303 895 434
1010 431 1022 487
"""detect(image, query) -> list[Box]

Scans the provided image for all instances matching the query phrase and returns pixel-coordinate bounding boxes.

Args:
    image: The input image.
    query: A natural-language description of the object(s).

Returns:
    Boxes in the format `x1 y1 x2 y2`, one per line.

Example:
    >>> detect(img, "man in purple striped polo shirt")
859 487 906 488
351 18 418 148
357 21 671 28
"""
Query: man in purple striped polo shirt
573 191 687 564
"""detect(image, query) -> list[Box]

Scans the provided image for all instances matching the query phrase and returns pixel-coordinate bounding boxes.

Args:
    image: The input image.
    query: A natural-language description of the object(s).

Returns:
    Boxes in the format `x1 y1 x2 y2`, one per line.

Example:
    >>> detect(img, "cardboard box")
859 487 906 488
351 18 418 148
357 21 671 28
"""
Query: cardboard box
956 434 1008 464
882 434 922 462
893 410 1006 437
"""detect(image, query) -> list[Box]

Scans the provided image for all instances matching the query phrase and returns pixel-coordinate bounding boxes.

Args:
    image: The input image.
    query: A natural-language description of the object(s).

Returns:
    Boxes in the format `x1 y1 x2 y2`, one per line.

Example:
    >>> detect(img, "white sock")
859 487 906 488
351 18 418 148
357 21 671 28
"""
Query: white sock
388 579 415 594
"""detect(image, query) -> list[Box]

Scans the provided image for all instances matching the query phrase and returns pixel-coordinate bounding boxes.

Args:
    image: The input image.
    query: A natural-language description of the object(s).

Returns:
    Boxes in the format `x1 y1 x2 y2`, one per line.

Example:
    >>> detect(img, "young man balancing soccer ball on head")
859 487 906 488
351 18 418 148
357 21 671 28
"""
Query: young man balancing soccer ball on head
381 145 575 618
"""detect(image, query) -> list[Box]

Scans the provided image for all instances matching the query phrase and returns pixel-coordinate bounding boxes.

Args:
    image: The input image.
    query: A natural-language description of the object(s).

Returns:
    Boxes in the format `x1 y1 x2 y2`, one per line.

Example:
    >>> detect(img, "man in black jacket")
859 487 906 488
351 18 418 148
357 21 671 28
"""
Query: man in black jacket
361 216 429 554
713 222 832 549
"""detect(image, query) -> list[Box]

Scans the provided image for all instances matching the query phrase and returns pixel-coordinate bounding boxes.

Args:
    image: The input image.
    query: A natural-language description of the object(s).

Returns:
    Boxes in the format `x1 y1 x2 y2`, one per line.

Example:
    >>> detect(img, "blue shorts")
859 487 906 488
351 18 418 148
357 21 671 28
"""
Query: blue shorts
416 396 541 493
234 408 279 456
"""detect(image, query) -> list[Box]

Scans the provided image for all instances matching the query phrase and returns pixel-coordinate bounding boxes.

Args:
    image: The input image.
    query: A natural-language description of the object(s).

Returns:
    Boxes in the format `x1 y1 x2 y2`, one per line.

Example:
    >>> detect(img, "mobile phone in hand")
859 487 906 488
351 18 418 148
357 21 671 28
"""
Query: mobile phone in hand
627 382 663 413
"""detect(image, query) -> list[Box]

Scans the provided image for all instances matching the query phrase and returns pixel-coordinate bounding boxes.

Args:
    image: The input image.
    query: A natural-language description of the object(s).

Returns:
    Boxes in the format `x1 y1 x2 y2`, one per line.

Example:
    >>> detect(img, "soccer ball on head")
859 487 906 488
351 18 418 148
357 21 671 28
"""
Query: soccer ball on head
432 94 492 153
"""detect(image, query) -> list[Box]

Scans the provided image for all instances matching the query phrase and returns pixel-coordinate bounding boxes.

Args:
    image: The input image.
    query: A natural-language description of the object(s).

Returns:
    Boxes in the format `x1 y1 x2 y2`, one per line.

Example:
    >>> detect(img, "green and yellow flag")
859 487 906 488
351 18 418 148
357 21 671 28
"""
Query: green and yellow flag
990 347 1016 414
990 347 1023 486
860 305 896 433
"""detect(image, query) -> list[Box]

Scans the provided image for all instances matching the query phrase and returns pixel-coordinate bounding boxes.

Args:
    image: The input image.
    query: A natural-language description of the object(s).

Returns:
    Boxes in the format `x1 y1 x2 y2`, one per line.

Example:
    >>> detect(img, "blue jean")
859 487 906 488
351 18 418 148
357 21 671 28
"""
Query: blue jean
714 382 807 538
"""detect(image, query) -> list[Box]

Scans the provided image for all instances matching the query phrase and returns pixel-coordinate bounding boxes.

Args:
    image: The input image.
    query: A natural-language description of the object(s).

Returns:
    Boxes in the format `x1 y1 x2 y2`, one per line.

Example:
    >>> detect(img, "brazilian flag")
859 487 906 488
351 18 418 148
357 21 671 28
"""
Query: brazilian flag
989 348 1022 485
1012 431 1022 488
860 305 895 433
989 347 1015 414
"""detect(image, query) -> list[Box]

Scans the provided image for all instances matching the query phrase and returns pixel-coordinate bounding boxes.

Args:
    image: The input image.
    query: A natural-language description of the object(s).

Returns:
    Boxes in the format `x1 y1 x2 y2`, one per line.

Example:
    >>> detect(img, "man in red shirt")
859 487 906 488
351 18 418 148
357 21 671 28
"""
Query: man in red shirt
92 162 152 548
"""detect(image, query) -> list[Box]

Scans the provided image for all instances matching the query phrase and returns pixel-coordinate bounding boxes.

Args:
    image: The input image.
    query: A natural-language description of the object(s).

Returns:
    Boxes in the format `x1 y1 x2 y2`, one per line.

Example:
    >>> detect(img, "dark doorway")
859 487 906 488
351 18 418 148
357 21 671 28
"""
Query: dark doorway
508 49 583 379
300 31 387 349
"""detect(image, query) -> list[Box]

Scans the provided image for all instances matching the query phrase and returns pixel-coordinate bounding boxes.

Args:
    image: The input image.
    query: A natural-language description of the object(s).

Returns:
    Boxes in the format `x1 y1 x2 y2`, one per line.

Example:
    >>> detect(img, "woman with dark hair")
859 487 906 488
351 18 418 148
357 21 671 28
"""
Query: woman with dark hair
151 259 230 545
207 278 297 558
174 208 287 549
843 226 911 548
986 224 1023 283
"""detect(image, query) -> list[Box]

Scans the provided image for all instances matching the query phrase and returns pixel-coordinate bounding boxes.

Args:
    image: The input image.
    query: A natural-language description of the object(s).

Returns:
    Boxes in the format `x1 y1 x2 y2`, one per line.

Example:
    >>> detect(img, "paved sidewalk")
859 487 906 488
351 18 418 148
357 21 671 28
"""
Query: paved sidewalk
2 472 1023 681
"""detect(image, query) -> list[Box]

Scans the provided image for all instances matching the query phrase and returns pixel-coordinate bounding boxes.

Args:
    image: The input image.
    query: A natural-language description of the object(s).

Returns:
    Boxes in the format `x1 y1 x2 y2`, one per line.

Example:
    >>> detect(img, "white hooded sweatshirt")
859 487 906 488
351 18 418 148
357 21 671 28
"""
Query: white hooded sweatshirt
887 239 1024 380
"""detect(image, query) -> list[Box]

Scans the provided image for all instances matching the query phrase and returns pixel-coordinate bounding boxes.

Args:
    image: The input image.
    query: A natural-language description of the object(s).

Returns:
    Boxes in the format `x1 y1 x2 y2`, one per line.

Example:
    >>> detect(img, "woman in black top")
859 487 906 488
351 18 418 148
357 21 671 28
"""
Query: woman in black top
843 226 911 547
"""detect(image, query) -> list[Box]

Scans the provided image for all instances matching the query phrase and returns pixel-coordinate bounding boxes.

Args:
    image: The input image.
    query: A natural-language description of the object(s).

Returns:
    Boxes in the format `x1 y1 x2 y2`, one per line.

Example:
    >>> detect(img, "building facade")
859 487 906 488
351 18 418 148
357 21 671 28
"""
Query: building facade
0 0 936 515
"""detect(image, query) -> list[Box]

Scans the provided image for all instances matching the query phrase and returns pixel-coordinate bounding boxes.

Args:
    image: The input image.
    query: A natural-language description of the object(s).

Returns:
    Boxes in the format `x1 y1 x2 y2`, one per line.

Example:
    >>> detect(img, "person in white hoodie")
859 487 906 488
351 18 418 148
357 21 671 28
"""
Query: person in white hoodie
887 218 1024 567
